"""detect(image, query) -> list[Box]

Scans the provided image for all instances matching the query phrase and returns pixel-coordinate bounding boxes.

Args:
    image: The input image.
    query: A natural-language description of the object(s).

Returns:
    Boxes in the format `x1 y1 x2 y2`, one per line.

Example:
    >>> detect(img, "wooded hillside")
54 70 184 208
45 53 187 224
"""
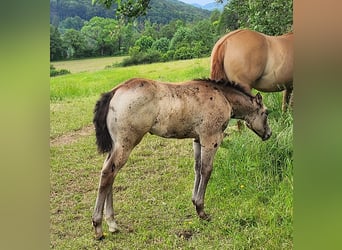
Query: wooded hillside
50 0 211 26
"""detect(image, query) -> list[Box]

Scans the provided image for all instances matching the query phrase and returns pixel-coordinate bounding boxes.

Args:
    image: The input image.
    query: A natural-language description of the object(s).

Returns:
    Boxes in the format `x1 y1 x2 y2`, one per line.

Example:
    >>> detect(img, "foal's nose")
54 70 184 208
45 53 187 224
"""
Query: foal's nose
262 130 272 141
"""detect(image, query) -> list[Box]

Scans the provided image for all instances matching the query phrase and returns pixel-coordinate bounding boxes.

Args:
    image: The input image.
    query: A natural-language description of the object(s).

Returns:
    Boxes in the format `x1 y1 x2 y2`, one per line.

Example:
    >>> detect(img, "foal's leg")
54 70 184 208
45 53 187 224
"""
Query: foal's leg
192 139 201 205
92 153 116 240
193 147 216 220
193 134 224 220
92 140 137 239
104 185 119 233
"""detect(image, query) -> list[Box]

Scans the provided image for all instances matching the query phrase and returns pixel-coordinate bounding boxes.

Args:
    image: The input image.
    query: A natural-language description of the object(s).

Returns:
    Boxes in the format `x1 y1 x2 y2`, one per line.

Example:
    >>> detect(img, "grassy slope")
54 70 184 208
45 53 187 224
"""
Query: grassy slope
51 56 128 73
50 57 293 249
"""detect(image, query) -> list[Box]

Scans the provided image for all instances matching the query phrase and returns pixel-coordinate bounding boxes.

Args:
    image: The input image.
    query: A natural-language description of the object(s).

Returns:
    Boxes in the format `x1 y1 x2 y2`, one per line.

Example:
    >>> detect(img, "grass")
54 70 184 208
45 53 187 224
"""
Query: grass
50 57 293 249
51 56 128 73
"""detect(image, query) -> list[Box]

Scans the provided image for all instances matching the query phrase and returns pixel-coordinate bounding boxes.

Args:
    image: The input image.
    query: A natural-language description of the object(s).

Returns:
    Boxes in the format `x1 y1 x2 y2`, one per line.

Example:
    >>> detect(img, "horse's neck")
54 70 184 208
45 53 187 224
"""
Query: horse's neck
222 89 253 119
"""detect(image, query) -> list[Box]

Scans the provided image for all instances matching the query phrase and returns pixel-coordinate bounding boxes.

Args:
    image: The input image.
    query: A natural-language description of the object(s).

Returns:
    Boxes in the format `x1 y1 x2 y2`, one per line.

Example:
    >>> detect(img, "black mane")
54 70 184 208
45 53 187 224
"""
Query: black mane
193 78 254 98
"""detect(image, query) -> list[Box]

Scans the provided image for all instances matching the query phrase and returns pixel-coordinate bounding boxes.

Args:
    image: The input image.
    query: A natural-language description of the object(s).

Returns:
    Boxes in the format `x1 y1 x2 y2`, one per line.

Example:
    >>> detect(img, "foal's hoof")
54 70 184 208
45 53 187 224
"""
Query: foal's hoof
95 233 105 241
200 213 211 221
107 220 120 233
198 211 211 221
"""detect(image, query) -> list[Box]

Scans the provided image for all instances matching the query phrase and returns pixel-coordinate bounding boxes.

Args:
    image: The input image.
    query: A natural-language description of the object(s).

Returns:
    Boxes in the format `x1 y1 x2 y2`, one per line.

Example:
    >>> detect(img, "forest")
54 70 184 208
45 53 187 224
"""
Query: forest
50 0 292 65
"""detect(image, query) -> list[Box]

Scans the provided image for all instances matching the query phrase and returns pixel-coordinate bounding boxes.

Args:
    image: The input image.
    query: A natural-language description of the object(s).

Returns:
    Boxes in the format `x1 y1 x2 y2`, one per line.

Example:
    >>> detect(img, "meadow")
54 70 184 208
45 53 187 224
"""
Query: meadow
50 57 293 249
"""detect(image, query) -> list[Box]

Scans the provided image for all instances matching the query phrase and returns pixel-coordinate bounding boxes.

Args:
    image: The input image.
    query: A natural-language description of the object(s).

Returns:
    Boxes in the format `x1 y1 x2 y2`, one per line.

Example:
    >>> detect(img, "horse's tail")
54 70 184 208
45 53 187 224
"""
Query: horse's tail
210 29 244 81
93 90 115 154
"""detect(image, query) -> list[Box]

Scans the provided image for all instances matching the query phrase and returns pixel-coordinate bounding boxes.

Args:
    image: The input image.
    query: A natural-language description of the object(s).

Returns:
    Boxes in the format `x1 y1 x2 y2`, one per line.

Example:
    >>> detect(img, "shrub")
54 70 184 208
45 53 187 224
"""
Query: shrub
121 50 162 66
173 46 194 60
50 64 71 77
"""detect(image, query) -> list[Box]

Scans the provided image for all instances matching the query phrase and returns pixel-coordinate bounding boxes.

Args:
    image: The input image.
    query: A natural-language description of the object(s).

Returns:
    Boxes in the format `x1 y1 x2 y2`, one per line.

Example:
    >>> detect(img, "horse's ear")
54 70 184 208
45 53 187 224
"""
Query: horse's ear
255 92 262 105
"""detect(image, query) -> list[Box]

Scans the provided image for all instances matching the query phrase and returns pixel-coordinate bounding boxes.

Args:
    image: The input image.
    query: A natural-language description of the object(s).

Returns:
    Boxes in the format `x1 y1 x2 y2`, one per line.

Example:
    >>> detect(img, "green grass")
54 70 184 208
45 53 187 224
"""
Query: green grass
51 56 128 73
50 56 293 249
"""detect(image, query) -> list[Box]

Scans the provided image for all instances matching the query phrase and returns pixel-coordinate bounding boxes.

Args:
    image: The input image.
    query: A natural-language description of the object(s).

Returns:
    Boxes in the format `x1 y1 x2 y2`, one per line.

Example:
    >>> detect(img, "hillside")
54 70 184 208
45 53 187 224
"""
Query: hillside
191 1 227 11
50 0 211 26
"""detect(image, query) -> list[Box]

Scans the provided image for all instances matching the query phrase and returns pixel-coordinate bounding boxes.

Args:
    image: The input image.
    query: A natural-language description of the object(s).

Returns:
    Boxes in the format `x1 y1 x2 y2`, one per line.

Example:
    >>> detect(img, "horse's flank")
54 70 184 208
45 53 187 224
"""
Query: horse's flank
210 29 293 111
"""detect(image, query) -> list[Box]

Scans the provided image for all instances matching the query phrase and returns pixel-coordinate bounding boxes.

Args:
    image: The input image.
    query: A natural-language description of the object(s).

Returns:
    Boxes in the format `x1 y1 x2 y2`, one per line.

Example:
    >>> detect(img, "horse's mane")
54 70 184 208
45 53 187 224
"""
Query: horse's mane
193 78 254 98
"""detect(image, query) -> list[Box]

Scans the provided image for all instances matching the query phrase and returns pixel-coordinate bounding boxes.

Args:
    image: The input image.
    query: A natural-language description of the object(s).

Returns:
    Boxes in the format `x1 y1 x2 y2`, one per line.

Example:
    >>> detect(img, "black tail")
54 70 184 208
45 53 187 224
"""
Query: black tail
93 91 115 154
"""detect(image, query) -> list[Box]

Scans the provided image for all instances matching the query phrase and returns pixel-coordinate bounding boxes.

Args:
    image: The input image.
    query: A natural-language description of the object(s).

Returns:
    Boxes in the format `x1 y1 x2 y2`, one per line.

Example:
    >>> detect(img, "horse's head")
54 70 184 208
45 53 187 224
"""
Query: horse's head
244 93 272 141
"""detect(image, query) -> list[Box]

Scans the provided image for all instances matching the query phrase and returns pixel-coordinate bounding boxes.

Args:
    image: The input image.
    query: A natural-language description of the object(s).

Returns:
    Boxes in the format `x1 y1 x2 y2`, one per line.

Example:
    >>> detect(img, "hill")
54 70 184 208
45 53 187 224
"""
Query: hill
190 0 228 11
50 0 211 26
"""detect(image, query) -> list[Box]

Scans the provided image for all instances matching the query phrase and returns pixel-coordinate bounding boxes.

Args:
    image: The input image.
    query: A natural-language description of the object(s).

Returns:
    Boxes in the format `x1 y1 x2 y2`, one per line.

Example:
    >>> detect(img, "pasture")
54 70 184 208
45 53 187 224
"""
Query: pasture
50 57 293 249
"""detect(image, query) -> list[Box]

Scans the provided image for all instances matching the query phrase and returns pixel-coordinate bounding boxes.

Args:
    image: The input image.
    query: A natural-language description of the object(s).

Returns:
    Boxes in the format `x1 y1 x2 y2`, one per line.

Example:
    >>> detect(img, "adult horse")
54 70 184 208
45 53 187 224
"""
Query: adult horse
210 29 293 111
92 77 271 240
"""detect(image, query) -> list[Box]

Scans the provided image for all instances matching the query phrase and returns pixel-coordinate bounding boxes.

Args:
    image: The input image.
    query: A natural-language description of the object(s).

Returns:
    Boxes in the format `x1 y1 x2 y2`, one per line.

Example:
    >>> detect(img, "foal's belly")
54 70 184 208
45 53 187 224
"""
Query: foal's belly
149 121 198 139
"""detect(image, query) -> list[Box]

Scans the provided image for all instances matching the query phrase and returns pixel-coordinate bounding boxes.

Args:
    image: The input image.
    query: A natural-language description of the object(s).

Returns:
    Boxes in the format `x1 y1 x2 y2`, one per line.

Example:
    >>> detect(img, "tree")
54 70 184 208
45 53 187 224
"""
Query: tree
62 29 86 58
192 20 216 55
59 16 85 32
81 17 120 56
134 35 154 52
169 26 195 51
92 0 151 18
159 19 184 39
50 25 66 61
152 38 170 53
141 20 159 40
223 0 293 35
217 4 239 35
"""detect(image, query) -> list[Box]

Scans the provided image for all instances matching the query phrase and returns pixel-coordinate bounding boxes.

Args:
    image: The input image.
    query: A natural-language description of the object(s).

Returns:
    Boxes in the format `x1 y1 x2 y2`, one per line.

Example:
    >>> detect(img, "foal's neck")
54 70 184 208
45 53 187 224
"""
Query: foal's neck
220 87 254 120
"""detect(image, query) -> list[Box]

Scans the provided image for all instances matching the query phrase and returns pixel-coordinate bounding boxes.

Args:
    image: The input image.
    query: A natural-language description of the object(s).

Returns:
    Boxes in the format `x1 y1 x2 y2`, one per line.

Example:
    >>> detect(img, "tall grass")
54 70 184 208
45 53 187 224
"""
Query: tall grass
50 57 293 249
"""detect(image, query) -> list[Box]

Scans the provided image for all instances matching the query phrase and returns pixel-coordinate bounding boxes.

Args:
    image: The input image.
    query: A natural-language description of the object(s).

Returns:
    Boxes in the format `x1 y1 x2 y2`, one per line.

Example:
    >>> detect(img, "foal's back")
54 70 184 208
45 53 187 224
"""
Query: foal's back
107 78 232 141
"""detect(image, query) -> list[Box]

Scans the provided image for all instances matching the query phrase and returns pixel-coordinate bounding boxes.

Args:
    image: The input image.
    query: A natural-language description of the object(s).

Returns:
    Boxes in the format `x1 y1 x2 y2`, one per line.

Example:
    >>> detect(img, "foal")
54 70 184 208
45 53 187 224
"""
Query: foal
92 78 271 239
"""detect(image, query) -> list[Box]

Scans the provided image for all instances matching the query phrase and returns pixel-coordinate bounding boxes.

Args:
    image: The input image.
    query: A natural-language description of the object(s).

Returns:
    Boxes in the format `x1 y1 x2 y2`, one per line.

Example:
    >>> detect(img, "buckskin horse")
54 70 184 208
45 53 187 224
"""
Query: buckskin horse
91 77 271 239
210 29 293 111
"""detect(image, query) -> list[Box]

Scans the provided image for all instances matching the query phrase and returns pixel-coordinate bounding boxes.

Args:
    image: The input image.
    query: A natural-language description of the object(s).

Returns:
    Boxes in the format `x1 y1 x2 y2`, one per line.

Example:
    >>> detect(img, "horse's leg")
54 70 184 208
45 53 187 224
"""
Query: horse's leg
282 86 293 112
191 139 201 205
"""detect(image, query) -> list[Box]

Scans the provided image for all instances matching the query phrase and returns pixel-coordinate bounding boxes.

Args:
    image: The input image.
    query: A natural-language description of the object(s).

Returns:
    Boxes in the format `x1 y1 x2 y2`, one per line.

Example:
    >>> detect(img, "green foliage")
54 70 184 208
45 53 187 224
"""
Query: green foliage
169 26 194 51
92 0 151 18
139 0 211 25
50 1 211 61
50 0 293 63
152 37 170 53
217 5 239 35
174 46 194 60
134 35 154 52
50 25 66 61
50 0 116 26
50 0 210 27
50 64 70 77
81 17 121 56
122 50 162 66
223 0 293 35
159 20 185 39
58 16 86 32
62 29 86 58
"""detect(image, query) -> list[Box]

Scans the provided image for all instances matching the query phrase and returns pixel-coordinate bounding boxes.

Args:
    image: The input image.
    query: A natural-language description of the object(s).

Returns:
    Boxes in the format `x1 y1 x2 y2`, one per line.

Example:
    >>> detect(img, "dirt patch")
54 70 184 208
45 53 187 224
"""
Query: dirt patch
176 229 194 240
50 125 94 147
